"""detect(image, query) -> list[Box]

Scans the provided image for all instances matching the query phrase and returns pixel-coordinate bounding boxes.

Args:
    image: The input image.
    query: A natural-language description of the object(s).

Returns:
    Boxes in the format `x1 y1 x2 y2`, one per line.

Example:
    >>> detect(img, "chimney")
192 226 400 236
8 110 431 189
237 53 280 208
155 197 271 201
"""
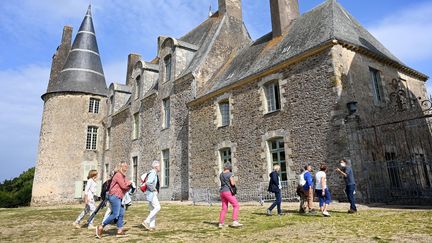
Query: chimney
270 0 299 38
48 26 72 82
218 0 242 20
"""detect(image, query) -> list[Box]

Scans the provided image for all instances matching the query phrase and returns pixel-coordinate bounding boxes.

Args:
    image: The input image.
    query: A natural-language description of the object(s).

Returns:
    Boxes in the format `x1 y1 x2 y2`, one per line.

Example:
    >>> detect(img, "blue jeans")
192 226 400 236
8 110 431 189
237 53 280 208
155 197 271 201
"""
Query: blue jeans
102 195 125 228
315 188 331 207
345 184 357 211
268 191 282 214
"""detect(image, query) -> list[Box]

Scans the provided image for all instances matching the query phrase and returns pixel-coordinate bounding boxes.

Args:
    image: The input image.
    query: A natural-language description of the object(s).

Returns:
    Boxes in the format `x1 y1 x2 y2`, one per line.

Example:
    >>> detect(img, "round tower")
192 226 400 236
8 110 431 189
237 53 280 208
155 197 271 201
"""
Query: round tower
32 6 108 205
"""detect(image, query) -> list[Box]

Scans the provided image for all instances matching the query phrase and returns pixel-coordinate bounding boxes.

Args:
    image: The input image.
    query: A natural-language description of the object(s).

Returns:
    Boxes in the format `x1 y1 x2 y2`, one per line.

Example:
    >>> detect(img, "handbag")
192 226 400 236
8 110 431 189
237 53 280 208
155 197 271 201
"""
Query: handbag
221 173 237 196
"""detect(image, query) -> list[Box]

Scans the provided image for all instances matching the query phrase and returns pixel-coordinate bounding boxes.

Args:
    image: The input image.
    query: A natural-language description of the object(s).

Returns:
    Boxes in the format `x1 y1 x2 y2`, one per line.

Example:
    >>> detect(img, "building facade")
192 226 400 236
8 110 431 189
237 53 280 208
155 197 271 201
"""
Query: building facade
33 0 431 205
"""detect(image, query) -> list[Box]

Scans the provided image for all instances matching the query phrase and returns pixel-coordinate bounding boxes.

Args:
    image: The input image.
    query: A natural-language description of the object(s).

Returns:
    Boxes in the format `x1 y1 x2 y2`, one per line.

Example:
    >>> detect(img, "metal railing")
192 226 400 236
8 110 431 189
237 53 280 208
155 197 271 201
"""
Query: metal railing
190 179 299 206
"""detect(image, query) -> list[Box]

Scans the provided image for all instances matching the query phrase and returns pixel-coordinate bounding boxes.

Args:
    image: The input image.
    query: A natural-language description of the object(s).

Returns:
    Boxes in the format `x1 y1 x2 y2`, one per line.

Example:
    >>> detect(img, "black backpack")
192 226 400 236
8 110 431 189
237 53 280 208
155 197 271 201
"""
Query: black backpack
100 172 116 201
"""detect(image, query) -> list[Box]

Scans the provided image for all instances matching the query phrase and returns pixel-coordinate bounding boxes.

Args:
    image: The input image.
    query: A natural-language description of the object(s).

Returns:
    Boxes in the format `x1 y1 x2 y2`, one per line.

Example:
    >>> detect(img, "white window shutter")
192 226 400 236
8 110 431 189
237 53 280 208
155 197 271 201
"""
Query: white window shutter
74 181 84 199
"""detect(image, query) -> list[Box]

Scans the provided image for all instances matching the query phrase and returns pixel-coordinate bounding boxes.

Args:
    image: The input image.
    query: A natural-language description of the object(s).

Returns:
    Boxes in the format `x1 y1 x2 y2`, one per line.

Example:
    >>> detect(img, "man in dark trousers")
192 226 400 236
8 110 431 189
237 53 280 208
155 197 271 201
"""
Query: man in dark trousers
267 165 283 216
336 159 358 213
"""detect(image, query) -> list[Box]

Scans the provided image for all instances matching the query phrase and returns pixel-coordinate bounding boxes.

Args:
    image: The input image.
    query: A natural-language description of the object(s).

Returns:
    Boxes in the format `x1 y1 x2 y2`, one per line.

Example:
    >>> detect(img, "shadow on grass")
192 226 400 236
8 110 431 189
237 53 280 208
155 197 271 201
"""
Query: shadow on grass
203 221 219 227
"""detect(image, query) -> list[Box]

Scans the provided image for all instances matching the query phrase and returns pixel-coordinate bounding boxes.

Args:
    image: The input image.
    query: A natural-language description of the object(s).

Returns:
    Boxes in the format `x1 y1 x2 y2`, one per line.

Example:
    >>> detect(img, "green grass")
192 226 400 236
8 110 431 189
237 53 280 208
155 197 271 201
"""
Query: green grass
0 202 431 242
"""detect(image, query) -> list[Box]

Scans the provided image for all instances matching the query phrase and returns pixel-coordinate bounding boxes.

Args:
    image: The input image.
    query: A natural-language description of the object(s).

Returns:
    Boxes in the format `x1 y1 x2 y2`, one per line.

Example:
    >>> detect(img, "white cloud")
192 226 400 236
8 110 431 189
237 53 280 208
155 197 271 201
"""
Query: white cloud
368 2 432 63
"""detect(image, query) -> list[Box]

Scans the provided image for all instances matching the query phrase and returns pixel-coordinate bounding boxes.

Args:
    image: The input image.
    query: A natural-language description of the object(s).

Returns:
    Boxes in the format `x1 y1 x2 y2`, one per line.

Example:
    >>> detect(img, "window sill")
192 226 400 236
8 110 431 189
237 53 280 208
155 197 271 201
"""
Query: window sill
217 124 230 129
263 109 281 116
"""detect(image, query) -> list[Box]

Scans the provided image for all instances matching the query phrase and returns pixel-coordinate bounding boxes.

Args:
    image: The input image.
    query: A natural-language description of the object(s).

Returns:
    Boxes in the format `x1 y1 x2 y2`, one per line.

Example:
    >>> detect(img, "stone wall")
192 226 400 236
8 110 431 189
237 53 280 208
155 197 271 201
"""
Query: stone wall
32 93 106 205
188 49 351 200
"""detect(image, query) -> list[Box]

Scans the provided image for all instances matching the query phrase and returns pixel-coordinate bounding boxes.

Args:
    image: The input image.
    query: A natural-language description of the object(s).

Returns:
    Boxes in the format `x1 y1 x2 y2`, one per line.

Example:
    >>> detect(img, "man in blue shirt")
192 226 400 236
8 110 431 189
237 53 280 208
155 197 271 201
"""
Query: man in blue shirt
302 165 315 214
336 159 357 213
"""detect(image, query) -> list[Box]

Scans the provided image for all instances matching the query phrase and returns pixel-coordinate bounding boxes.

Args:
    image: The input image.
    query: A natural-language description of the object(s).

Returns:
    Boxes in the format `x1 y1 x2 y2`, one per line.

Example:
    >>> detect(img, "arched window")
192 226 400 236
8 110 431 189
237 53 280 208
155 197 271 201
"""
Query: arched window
164 55 172 81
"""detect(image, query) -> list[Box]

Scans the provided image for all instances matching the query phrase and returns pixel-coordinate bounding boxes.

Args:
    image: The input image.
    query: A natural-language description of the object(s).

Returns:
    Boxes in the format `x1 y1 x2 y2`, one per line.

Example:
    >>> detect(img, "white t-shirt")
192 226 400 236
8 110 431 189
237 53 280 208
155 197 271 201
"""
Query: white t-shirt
315 171 327 190
85 178 97 202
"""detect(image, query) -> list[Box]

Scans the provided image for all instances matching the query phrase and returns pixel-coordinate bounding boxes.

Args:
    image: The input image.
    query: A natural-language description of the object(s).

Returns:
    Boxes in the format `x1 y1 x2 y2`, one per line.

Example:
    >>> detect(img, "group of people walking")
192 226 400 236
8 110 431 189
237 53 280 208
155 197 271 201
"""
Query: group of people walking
270 159 357 217
72 159 357 238
72 160 162 238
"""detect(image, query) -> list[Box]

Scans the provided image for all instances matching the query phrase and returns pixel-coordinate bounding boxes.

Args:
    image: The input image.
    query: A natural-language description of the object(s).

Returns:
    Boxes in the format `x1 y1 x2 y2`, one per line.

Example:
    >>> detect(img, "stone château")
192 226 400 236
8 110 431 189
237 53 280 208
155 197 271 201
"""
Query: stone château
32 0 431 206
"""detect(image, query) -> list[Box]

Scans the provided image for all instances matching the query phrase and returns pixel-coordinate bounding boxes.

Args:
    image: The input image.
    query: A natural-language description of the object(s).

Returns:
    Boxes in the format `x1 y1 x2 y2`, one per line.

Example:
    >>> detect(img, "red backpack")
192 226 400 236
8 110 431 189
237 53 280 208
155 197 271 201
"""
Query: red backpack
140 173 149 192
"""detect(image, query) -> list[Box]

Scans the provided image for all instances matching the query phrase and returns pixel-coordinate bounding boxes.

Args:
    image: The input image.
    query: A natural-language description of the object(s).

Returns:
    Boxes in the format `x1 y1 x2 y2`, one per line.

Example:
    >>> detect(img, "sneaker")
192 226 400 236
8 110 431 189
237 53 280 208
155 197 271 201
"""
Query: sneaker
87 224 96 230
266 209 272 216
348 209 357 214
141 221 151 230
218 223 224 229
308 209 317 215
95 225 103 239
322 211 331 217
72 222 81 229
231 221 243 227
149 228 156 232
278 213 285 216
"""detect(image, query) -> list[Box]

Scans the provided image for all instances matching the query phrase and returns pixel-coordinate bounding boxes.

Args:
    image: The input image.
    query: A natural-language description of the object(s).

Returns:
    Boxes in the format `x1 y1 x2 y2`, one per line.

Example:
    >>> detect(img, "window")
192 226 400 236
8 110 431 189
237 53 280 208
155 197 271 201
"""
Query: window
162 149 170 187
220 148 232 164
132 113 140 139
162 98 170 129
132 156 138 187
86 126 98 150
164 55 172 81
109 96 114 115
264 82 281 112
89 98 100 113
105 128 111 150
370 68 384 104
135 75 141 99
219 101 230 127
269 138 287 181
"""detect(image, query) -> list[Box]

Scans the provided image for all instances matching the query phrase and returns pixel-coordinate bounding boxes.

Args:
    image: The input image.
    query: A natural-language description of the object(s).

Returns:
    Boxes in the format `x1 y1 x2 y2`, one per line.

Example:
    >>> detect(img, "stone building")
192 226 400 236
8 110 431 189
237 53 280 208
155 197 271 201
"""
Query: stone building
33 0 431 205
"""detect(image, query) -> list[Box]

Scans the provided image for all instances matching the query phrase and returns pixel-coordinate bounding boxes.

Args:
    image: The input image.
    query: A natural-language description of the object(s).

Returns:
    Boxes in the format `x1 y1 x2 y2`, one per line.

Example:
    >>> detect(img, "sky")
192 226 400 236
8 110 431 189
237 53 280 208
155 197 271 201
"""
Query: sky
0 0 431 182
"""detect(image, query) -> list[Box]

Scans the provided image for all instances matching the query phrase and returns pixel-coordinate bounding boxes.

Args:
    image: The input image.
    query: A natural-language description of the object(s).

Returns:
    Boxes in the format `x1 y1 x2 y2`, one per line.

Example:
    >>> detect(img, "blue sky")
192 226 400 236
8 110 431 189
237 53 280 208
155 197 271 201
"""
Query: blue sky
0 0 431 181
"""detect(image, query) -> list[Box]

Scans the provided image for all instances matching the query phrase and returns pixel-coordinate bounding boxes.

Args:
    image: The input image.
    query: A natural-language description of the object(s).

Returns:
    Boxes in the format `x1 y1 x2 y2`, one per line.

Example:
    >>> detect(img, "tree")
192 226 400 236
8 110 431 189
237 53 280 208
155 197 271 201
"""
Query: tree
0 167 35 208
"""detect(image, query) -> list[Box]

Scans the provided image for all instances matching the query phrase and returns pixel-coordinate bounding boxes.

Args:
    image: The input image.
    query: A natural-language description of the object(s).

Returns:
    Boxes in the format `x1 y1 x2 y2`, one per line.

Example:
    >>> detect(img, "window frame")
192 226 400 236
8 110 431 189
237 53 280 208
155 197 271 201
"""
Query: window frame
161 149 170 187
218 100 230 127
162 98 171 129
370 67 385 105
86 126 98 150
132 112 140 139
164 55 172 82
135 75 142 100
264 81 281 113
88 98 100 114
268 137 287 181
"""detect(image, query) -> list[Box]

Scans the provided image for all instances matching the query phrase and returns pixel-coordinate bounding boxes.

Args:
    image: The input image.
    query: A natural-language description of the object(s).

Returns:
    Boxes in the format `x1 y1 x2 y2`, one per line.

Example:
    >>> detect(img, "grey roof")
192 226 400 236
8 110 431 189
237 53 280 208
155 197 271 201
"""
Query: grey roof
204 0 425 96
178 14 224 76
44 5 107 98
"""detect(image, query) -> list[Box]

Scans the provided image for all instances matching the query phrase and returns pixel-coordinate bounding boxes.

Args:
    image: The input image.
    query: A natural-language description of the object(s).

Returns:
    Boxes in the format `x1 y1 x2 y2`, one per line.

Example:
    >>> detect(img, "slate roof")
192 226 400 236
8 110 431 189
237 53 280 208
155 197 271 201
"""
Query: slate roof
44 5 108 98
204 0 427 97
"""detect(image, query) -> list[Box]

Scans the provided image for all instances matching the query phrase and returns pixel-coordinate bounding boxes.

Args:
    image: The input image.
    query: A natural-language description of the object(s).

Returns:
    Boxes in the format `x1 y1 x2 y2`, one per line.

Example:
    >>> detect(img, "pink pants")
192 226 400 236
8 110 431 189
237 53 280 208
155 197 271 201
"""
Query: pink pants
219 191 239 224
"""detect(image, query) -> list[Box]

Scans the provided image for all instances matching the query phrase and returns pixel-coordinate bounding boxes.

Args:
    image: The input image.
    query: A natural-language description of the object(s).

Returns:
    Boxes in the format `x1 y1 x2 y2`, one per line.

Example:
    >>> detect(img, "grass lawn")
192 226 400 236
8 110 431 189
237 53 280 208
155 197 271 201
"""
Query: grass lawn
0 202 431 242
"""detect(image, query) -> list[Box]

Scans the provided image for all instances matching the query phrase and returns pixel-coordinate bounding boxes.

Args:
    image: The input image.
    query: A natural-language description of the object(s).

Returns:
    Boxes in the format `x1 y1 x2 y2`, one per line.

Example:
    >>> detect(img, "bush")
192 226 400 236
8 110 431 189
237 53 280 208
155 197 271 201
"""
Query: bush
0 167 35 208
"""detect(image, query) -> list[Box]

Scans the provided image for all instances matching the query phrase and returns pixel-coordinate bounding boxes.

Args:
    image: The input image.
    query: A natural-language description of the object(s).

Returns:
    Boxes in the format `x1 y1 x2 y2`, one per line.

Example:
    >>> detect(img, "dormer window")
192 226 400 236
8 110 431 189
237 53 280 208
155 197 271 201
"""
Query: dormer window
164 55 172 81
135 75 141 100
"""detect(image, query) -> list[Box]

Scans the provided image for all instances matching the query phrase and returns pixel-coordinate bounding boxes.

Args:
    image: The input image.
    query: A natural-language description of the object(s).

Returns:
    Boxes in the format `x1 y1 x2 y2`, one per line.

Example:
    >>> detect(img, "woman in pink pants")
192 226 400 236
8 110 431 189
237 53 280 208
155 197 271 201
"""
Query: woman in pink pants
219 163 243 228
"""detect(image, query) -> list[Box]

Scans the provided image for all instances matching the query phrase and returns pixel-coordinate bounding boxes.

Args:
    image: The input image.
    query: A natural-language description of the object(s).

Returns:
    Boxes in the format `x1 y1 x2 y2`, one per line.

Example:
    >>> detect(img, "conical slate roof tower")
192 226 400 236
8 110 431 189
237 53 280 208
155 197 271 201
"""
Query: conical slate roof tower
44 5 107 97
32 6 108 206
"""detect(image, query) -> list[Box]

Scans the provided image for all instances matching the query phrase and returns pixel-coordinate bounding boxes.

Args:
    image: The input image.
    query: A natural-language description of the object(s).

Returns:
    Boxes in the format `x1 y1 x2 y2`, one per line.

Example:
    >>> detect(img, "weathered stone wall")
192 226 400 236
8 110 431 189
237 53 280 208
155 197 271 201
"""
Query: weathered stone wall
189 49 350 200
32 93 106 205
332 45 430 202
